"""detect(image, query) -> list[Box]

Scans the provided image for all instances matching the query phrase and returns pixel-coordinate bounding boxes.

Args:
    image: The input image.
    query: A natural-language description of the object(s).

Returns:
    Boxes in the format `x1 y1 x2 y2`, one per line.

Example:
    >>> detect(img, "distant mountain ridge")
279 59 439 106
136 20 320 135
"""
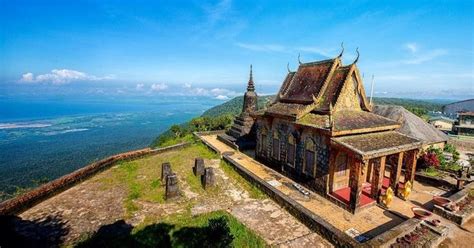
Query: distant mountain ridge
202 95 446 118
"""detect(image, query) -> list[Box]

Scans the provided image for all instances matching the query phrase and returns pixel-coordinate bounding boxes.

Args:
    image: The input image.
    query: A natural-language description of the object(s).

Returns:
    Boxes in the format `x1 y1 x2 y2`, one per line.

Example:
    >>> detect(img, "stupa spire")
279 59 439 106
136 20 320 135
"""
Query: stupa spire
247 64 255 91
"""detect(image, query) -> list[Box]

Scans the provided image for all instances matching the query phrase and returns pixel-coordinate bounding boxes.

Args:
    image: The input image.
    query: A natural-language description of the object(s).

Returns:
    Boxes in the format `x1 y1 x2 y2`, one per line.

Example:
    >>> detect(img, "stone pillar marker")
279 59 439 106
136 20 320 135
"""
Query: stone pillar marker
161 162 172 183
201 167 216 189
193 158 205 176
165 173 179 200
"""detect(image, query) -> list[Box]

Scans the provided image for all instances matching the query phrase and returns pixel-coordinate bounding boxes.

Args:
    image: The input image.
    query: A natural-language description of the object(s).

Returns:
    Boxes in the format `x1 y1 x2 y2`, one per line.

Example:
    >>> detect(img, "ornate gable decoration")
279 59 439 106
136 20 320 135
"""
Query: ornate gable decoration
271 48 371 118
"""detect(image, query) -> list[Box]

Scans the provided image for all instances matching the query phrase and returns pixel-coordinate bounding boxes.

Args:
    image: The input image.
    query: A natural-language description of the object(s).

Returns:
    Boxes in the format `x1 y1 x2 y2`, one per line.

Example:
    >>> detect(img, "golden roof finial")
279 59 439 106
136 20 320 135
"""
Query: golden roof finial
353 47 360 64
337 42 344 58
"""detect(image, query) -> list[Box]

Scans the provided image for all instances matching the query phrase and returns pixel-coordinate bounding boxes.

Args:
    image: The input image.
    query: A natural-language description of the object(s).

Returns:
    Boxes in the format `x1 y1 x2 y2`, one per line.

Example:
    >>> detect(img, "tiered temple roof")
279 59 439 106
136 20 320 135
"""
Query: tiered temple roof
260 55 394 135
256 52 422 155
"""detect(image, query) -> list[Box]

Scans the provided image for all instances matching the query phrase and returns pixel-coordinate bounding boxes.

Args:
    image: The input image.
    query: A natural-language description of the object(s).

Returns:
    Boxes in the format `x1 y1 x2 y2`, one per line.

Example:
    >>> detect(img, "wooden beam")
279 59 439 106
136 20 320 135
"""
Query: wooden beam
371 156 386 198
405 150 418 184
349 157 365 212
390 152 404 194
328 149 339 193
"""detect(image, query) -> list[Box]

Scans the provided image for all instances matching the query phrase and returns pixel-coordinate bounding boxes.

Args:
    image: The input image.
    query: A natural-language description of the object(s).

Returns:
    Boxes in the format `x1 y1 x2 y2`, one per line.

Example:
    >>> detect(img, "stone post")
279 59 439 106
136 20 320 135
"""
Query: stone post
193 158 205 176
201 167 216 189
165 173 179 200
161 162 172 183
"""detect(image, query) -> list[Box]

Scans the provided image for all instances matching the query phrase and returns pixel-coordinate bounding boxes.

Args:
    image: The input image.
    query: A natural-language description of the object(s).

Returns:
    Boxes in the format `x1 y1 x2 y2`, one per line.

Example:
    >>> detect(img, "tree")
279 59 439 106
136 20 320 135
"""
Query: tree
170 125 182 138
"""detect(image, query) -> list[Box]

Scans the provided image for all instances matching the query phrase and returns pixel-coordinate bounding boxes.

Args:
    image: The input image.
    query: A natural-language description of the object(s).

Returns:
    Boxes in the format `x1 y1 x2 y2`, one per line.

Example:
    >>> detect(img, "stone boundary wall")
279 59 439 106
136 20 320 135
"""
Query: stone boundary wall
193 130 226 136
414 172 454 190
366 218 421 247
194 131 228 157
448 137 474 152
433 182 474 225
0 142 190 216
222 154 361 248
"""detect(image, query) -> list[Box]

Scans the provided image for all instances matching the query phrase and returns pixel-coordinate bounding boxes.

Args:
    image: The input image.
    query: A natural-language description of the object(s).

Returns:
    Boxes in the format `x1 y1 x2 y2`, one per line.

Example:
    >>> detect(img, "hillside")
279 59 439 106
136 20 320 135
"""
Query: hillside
152 96 446 148
202 95 274 117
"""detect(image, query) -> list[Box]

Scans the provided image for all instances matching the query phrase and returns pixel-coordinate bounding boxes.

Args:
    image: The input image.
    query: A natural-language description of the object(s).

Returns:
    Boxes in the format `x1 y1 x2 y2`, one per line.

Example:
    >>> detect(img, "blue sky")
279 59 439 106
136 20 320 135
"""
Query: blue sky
1 0 473 99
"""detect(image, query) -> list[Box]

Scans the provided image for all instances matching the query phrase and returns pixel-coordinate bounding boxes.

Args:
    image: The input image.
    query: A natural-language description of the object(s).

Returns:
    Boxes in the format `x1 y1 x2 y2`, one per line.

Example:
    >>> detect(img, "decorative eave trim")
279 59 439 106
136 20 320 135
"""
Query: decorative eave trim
331 133 422 160
352 66 372 112
330 124 401 137
332 64 355 111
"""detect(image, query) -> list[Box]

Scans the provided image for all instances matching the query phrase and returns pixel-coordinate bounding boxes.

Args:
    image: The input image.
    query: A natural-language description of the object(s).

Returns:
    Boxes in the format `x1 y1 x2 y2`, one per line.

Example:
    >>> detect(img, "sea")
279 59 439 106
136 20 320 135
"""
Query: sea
0 96 221 201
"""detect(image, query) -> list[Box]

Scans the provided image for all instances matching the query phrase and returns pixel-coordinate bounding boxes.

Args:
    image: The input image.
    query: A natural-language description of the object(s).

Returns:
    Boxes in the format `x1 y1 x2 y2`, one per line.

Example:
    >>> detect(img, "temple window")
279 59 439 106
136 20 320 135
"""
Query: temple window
272 130 280 160
287 134 296 167
304 137 316 176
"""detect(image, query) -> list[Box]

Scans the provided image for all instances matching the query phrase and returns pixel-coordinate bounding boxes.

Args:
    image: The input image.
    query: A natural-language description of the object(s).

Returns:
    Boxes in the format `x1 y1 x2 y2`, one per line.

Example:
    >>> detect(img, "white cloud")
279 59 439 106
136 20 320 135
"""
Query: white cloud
236 43 336 58
20 72 34 83
297 46 334 58
377 75 418 81
150 83 168 91
404 43 418 53
210 88 234 95
204 0 232 25
19 69 114 85
236 42 286 52
183 83 192 88
215 95 229 100
182 84 239 98
402 49 447 65
136 83 145 90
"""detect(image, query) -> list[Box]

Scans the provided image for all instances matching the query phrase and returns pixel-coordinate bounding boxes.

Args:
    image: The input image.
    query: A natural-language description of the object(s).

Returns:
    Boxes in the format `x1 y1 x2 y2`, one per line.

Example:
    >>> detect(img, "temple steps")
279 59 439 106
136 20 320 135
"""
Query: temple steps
234 118 245 126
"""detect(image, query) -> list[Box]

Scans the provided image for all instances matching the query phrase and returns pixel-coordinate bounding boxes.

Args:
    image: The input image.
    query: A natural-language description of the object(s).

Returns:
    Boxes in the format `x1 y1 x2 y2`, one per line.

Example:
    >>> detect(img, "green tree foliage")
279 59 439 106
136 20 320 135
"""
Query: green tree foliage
202 96 274 117
151 114 234 147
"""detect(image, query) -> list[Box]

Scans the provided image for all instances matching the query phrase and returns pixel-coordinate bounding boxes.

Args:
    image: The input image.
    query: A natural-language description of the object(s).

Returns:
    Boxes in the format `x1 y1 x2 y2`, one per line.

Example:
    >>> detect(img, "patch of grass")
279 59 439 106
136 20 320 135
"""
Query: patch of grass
150 179 160 189
74 210 265 248
423 167 440 177
100 143 220 218
141 210 265 248
158 133 196 148
220 160 267 199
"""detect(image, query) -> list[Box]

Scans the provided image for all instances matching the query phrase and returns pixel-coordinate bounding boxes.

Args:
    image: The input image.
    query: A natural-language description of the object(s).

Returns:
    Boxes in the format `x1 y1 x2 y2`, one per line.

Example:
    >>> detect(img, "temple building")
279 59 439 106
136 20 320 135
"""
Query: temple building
252 50 423 213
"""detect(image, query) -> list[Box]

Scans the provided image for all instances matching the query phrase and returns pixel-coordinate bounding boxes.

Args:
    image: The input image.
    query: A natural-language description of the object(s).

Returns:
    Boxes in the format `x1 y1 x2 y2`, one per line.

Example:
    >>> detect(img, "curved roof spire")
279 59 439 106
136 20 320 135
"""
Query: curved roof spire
298 53 302 65
287 62 292 73
247 64 255 91
337 42 344 58
353 47 360 64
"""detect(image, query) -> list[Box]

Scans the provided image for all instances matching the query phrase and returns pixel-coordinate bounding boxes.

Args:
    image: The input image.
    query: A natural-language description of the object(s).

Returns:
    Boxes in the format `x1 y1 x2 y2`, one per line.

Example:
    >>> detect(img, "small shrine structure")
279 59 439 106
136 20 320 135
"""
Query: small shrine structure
218 65 258 148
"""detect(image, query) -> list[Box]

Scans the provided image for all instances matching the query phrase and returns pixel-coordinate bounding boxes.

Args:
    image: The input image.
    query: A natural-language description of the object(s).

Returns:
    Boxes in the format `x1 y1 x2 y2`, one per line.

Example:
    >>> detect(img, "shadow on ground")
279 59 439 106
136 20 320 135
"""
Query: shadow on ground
75 216 234 248
0 214 69 248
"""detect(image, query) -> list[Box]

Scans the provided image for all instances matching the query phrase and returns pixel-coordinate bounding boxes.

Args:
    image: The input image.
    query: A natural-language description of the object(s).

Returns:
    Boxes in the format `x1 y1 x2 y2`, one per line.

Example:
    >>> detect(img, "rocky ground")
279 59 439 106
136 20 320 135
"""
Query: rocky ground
9 144 331 247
